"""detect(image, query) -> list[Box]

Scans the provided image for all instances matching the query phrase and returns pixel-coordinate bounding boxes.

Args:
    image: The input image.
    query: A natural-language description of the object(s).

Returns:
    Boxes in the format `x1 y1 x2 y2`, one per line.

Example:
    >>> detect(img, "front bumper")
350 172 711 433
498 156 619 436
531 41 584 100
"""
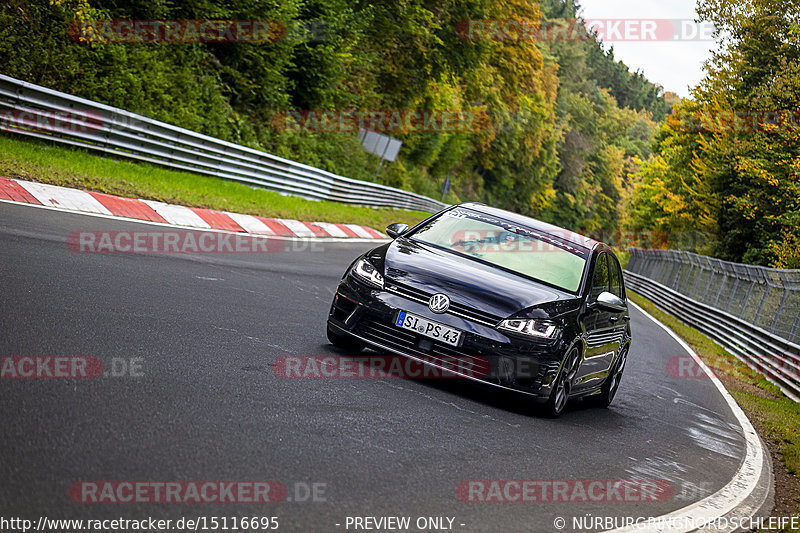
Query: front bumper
327 277 571 400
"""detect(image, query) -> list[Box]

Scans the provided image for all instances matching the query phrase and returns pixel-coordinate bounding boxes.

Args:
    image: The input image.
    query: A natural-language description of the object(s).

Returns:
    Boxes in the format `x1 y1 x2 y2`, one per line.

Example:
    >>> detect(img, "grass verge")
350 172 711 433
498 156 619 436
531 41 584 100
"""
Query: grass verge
0 134 430 229
628 291 800 530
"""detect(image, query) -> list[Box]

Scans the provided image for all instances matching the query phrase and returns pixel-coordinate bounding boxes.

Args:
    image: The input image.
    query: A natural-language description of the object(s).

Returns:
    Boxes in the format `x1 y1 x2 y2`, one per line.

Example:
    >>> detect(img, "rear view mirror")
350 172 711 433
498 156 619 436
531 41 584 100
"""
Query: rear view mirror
595 291 626 311
386 223 409 239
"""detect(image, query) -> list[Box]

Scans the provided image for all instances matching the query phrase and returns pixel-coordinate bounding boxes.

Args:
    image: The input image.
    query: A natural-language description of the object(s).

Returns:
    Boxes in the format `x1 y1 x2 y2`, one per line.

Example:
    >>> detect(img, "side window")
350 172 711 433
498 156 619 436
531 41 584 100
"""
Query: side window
608 255 624 299
590 253 609 301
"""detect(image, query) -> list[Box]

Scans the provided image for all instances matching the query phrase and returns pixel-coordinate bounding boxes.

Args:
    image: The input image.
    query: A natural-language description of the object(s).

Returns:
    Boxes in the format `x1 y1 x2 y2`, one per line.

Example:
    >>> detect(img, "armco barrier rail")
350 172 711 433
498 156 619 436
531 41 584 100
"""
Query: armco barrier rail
627 248 800 343
625 248 800 401
0 74 447 213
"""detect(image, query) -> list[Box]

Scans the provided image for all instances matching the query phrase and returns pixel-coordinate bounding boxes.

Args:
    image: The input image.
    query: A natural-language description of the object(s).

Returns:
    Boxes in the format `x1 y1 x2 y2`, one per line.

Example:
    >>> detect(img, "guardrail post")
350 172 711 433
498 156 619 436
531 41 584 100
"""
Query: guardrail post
661 254 673 285
630 250 639 272
770 272 791 334
701 259 717 303
726 267 741 312
2 76 22 109
652 254 663 281
101 110 118 153
626 250 636 272
728 278 740 312
712 262 729 308
679 252 694 294
691 258 706 298
643 251 654 278
739 267 758 319
791 308 800 343
652 252 663 281
754 284 771 325
627 249 640 272
679 251 692 291
670 251 683 289
657 253 669 284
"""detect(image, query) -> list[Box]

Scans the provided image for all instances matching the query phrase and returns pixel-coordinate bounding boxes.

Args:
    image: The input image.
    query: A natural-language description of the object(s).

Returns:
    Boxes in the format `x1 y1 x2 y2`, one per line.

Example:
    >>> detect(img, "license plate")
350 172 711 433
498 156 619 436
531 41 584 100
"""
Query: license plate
395 311 462 346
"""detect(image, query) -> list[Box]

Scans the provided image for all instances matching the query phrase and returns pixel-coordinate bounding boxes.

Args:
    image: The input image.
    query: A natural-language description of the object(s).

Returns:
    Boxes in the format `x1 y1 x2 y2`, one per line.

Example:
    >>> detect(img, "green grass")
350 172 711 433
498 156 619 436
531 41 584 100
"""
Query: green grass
0 134 430 229
629 291 800 528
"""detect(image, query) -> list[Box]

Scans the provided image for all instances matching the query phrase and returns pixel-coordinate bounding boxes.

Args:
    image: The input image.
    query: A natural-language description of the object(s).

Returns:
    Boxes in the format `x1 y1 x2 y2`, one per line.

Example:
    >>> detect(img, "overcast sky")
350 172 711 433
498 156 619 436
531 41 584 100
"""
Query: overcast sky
577 0 719 97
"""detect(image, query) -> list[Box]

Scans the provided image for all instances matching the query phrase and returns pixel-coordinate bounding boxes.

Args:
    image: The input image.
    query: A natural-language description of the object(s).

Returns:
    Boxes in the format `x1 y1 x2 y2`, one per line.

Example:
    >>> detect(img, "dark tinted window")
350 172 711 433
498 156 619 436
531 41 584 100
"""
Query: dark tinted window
590 253 609 301
608 255 624 299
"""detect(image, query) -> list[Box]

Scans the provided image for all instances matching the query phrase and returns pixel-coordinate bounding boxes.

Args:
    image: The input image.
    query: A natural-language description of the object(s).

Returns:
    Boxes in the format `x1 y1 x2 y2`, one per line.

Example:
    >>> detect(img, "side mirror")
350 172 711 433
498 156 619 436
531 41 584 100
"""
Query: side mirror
386 223 409 239
594 291 626 312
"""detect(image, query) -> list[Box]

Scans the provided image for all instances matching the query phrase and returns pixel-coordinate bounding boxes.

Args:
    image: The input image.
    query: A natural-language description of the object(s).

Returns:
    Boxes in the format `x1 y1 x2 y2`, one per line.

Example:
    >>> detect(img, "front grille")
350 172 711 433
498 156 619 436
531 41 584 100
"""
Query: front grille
385 281 502 327
352 316 492 378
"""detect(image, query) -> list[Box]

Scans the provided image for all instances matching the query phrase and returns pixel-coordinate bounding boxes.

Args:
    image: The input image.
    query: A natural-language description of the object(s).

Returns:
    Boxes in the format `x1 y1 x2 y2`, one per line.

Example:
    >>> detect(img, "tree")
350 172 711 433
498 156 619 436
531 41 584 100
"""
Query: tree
630 0 800 266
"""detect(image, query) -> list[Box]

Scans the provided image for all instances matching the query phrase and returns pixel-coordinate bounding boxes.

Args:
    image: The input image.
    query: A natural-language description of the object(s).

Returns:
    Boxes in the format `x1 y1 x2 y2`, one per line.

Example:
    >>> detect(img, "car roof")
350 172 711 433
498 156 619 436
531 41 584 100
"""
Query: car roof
455 203 601 252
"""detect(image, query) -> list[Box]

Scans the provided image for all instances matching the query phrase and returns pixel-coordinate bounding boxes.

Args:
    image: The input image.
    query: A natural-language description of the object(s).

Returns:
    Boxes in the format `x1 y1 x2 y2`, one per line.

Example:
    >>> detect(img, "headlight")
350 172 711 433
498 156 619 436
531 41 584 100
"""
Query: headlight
352 258 384 288
498 318 558 338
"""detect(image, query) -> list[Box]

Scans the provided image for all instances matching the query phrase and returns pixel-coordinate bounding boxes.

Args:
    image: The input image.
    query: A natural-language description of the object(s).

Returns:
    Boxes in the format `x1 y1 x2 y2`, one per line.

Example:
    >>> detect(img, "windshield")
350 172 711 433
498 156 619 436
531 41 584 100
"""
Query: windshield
410 208 588 293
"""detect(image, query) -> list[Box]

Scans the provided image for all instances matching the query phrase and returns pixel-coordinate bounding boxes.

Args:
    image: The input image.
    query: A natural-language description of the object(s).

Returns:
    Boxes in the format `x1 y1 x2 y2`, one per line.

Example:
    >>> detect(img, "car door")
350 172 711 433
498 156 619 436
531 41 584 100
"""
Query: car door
607 253 630 349
575 252 620 387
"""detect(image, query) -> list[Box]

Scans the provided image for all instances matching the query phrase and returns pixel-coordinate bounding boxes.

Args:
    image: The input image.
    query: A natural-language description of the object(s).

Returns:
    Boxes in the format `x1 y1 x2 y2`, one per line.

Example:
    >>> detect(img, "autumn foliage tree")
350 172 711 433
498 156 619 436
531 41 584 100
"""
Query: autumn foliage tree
0 0 665 231
630 0 800 267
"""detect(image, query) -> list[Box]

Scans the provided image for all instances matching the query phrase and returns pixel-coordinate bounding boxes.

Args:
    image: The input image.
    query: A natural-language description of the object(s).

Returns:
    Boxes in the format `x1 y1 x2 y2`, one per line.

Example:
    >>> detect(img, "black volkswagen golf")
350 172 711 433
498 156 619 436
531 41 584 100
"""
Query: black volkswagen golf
327 203 631 417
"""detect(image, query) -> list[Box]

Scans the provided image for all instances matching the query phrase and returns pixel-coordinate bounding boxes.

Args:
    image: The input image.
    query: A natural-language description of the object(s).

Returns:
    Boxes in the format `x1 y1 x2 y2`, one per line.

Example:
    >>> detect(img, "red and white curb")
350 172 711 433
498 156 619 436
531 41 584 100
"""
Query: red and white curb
0 177 388 241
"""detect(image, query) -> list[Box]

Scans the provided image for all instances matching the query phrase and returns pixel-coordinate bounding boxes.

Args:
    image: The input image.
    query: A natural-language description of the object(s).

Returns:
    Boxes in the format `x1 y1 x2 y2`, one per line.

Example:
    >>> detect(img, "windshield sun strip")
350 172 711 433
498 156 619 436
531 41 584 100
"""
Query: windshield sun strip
406 238 583 296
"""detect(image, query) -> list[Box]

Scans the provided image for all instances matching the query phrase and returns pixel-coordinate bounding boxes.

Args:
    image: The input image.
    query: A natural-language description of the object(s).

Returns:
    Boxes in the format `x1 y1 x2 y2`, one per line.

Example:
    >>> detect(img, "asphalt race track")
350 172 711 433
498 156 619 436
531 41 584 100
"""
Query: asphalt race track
0 201 752 532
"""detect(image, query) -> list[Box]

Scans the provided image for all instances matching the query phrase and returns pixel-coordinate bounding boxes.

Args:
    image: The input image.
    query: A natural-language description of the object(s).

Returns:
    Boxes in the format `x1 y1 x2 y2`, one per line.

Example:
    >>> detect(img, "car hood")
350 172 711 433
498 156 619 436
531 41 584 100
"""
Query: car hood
368 238 580 320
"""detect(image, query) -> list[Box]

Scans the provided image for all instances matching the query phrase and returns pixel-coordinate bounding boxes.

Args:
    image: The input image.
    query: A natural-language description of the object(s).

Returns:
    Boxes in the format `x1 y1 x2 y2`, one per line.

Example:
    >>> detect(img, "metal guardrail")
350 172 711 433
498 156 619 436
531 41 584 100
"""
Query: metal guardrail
0 74 447 213
627 248 800 344
625 251 800 401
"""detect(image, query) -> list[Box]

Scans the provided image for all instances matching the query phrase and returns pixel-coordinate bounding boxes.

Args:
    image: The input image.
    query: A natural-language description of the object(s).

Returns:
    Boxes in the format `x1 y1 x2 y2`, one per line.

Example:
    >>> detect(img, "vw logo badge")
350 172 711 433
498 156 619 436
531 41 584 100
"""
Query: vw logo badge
428 294 450 314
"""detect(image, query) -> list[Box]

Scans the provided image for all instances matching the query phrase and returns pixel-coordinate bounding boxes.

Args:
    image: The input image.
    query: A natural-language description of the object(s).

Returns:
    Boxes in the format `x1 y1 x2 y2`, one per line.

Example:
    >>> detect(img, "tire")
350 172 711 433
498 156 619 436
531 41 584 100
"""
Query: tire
589 347 627 408
542 347 581 418
326 324 364 353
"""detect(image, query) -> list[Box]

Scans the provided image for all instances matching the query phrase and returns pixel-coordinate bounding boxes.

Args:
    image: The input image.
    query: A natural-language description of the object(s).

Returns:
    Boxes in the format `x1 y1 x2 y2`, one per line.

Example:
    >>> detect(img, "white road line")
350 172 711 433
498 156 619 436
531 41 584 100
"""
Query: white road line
606 301 770 533
344 224 374 239
225 212 275 235
275 218 316 238
17 181 113 215
142 200 210 229
312 222 349 238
